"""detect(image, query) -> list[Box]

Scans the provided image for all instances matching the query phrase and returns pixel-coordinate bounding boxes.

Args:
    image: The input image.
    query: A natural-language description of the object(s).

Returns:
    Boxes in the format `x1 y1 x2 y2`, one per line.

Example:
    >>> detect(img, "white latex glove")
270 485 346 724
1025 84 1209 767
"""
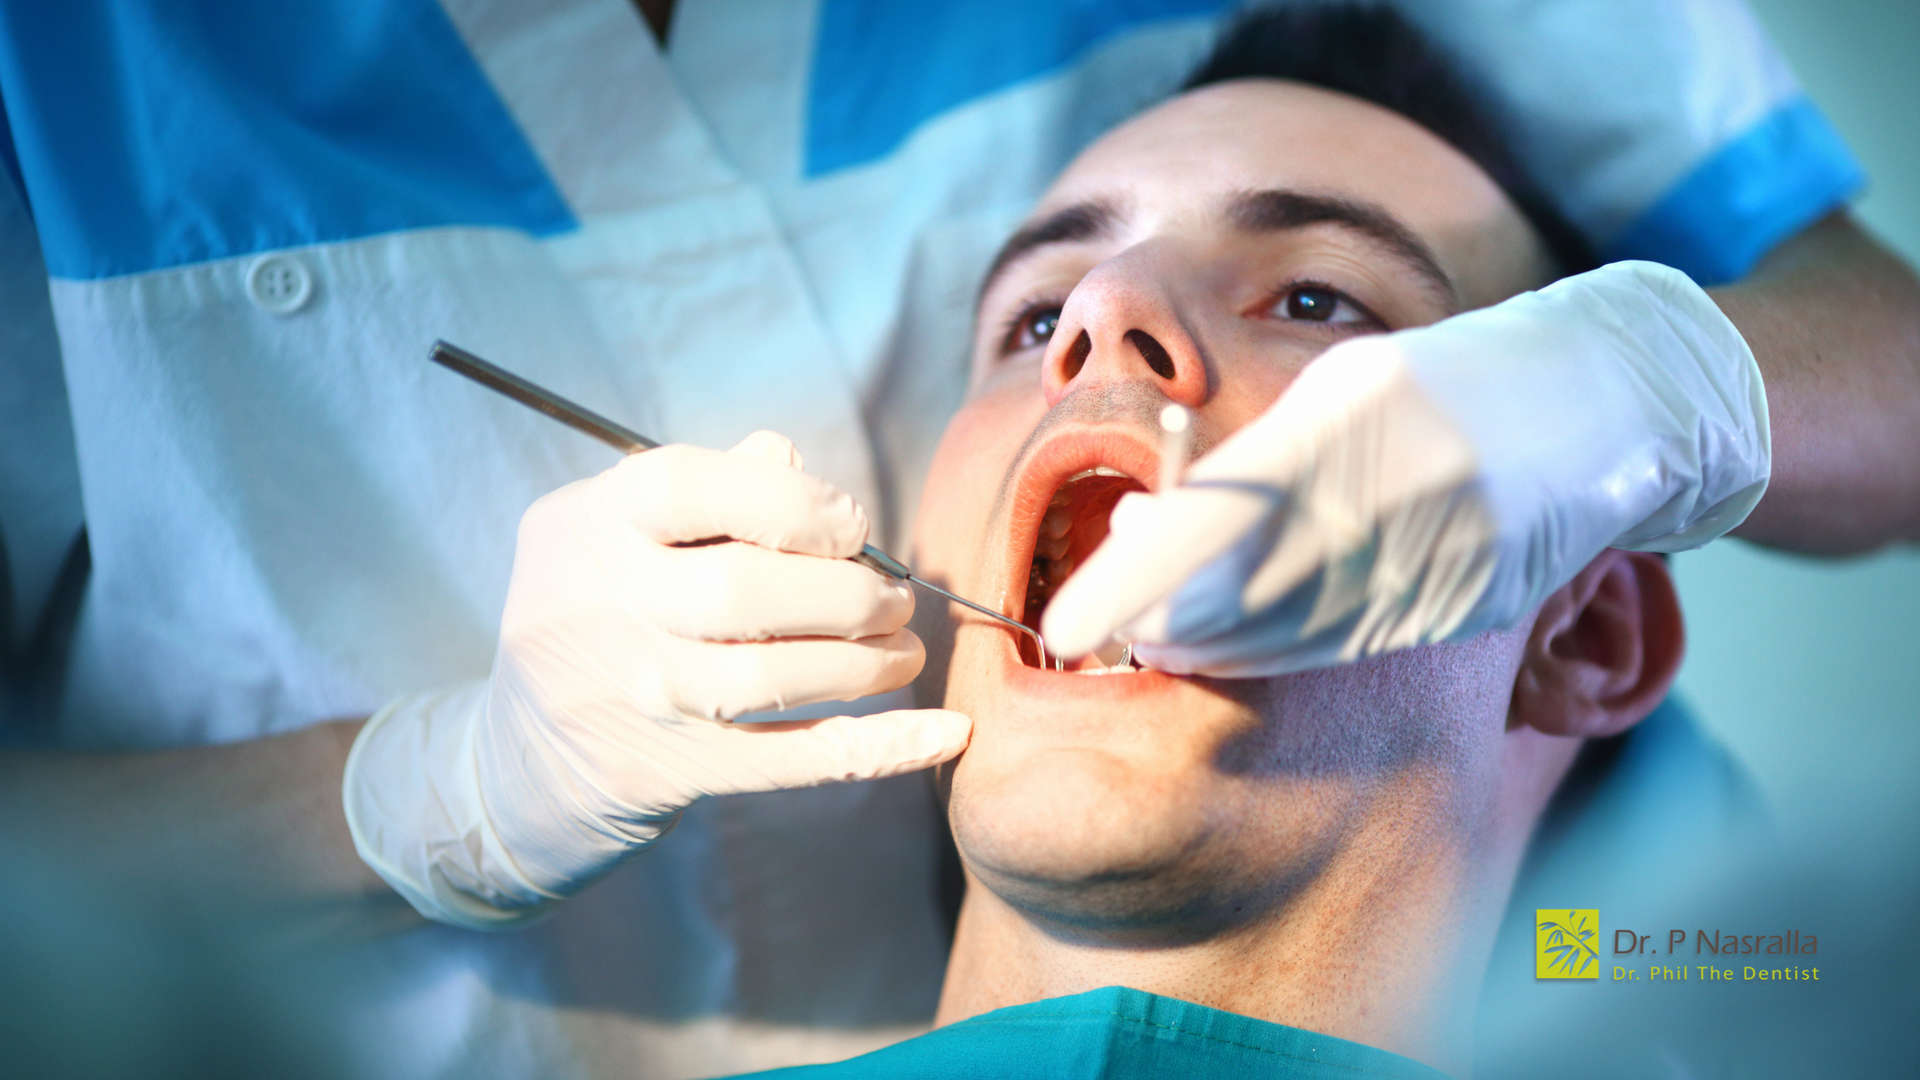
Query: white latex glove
344 431 970 929
1042 261 1769 677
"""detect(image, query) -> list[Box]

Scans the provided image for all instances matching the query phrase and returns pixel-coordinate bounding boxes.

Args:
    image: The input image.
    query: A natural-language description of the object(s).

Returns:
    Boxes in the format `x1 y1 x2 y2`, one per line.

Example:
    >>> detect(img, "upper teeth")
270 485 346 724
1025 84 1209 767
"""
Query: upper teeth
1052 467 1130 506
1042 506 1072 539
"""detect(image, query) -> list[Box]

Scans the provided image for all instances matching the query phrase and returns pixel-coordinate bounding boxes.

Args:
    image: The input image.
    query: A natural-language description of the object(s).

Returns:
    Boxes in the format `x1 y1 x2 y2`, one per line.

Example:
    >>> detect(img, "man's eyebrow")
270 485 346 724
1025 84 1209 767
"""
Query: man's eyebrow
977 199 1120 306
1226 190 1456 308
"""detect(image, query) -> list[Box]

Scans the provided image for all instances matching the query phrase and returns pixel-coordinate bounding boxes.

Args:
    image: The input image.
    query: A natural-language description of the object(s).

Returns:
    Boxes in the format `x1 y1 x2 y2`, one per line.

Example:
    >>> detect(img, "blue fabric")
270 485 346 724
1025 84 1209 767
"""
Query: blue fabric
0 89 24 212
1606 96 1864 286
725 985 1448 1079
0 0 575 280
804 0 1234 176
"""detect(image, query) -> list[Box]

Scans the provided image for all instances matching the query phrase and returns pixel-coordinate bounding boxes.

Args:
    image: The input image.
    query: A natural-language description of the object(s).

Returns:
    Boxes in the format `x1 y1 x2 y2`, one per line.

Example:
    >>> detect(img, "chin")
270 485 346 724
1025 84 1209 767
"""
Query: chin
949 746 1344 941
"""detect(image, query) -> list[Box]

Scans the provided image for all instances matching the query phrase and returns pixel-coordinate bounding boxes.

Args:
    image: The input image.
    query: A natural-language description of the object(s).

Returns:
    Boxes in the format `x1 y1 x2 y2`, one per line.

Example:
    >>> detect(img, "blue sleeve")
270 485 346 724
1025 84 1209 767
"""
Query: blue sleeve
1605 96 1864 285
1402 0 1864 287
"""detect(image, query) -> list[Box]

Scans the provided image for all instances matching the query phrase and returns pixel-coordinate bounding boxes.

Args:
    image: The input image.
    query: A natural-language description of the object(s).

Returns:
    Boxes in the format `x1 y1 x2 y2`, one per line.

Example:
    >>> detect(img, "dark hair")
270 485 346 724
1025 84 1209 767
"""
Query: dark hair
1185 4 1597 276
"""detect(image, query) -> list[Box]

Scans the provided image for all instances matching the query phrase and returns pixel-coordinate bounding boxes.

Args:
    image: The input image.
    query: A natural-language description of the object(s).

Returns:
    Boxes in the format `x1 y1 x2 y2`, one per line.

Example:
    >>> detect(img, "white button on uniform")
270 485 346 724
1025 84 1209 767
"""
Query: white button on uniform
246 254 314 314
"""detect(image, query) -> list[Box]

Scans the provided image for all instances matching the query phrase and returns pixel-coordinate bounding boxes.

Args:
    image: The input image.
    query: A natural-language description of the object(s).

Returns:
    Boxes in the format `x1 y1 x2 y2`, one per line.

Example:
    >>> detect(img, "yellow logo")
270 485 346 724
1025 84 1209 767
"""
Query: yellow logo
1536 909 1600 978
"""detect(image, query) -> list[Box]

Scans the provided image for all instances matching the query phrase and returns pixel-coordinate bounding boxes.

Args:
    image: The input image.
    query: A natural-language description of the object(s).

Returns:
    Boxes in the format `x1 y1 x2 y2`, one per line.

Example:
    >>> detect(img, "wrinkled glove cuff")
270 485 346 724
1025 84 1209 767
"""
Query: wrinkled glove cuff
343 681 674 930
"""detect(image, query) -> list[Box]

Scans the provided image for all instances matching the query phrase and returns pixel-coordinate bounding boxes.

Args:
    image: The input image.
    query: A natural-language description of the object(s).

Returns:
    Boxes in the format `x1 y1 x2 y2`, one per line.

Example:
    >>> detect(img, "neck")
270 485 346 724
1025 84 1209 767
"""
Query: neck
936 736 1573 1075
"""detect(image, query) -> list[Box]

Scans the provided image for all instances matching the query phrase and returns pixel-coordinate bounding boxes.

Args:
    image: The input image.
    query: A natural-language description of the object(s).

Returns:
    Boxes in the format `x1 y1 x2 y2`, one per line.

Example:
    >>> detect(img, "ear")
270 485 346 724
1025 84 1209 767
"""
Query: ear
1509 550 1684 739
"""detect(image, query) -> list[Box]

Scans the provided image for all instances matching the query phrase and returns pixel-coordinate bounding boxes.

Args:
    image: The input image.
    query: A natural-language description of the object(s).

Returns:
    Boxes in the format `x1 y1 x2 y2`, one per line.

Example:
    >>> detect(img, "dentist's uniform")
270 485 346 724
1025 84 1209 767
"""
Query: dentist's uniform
0 2 1860 1078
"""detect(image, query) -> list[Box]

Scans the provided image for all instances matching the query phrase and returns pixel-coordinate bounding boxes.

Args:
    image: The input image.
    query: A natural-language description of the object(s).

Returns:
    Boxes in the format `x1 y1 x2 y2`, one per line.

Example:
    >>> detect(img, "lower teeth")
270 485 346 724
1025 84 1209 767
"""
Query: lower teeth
1073 661 1144 676
1070 647 1146 676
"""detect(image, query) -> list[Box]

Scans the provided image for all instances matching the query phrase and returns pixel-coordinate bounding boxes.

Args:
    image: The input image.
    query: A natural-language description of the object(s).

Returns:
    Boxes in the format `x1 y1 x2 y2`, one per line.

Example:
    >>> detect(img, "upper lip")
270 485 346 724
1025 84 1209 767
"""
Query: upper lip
999 424 1164 642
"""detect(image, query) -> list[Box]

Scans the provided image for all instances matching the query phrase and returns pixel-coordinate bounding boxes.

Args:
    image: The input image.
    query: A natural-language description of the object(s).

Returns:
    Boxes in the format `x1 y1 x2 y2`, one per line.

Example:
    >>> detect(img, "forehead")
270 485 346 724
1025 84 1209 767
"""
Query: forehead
1030 79 1540 301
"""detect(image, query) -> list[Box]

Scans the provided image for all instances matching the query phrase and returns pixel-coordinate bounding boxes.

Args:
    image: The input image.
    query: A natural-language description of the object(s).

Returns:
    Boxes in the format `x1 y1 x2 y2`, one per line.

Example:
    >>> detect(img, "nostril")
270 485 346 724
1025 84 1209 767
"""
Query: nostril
1125 329 1176 379
1063 330 1092 380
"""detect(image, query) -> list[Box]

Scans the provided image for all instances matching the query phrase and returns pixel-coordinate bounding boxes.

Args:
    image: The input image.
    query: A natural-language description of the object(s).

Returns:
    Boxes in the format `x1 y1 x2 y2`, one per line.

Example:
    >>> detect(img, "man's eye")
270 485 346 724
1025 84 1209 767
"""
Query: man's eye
1004 304 1062 353
1272 284 1375 327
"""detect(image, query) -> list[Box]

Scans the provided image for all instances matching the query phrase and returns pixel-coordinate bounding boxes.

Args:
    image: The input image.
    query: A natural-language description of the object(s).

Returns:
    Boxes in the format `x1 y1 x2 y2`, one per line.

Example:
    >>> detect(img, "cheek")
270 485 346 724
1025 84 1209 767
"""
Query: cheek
912 381 1044 582
1200 317 1333 435
1218 635 1526 779
1217 352 1300 427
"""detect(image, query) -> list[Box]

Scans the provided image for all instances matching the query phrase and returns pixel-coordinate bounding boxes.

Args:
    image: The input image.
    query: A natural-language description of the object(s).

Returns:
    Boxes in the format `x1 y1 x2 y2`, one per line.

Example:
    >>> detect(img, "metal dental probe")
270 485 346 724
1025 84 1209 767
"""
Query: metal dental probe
428 341 1055 665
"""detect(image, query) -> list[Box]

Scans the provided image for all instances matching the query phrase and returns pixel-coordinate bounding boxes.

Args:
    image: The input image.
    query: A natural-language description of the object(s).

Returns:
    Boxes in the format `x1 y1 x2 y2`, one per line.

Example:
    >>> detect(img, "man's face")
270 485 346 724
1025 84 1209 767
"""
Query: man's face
915 80 1555 934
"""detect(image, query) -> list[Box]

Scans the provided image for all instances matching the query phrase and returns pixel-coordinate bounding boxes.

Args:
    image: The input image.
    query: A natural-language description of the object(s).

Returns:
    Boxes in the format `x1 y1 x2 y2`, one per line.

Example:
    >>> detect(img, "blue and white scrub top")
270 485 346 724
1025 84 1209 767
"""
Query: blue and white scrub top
0 2 1861 1078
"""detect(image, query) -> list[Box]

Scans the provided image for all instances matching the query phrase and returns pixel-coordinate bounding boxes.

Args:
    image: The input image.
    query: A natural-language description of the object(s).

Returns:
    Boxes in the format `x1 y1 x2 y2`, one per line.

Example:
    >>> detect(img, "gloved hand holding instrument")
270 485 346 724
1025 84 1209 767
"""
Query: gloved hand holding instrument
344 344 981 929
1042 261 1772 677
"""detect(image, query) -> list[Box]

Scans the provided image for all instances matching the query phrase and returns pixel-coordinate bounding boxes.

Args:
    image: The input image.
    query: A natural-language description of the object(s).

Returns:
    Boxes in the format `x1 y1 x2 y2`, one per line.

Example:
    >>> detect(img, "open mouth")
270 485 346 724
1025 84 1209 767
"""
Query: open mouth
1017 463 1150 673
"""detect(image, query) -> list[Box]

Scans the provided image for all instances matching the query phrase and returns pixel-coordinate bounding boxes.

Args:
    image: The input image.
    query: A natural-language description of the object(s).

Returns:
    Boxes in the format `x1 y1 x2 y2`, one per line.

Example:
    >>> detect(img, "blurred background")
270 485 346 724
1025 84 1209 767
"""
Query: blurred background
1555 1 1920 1073
1679 0 1920 858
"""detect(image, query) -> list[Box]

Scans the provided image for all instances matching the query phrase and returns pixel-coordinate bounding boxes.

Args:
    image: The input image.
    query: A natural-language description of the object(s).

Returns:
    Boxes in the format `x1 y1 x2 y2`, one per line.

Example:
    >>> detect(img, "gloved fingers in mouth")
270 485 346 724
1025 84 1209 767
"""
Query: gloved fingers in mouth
1041 485 1271 657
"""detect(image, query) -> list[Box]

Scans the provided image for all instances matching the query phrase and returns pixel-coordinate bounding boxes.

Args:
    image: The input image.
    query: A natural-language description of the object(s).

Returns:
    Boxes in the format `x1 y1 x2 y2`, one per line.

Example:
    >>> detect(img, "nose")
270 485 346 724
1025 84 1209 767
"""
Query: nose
1041 242 1211 410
